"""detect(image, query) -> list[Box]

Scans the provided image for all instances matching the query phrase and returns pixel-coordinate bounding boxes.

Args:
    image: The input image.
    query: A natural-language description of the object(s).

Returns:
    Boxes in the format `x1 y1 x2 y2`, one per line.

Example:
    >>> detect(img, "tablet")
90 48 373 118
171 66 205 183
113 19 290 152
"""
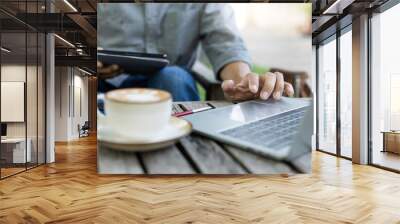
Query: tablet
98 50 170 74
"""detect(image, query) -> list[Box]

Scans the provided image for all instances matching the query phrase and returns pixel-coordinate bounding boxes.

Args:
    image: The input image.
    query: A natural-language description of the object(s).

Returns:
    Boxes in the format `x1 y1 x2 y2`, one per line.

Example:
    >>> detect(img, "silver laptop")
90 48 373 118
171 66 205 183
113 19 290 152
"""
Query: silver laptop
183 97 313 172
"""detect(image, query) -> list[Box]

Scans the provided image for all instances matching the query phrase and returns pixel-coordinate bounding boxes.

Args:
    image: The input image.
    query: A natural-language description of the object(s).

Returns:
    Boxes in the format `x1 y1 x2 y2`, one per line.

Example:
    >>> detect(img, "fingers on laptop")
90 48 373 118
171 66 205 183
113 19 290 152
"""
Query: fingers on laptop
222 80 235 93
273 72 284 100
222 79 255 101
222 72 292 101
239 73 259 94
221 80 237 100
260 72 294 100
284 82 294 97
260 72 276 100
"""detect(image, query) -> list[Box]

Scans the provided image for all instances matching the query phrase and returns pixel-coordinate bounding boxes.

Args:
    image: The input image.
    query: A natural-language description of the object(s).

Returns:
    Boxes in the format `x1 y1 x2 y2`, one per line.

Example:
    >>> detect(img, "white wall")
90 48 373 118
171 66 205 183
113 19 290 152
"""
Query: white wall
54 67 89 141
54 66 69 141
1 64 46 164
1 65 26 140
1 65 40 138
71 73 89 138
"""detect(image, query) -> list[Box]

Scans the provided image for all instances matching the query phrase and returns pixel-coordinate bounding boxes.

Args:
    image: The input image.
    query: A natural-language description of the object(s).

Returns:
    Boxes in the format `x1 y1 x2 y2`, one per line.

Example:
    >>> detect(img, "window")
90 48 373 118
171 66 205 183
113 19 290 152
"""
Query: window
317 37 337 154
339 29 352 158
0 1 47 179
370 2 400 171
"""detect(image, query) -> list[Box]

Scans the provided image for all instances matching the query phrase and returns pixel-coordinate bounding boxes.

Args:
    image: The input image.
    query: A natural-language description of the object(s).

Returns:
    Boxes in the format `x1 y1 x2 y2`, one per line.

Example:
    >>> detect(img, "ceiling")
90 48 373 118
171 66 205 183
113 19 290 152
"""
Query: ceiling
311 0 391 44
0 0 97 71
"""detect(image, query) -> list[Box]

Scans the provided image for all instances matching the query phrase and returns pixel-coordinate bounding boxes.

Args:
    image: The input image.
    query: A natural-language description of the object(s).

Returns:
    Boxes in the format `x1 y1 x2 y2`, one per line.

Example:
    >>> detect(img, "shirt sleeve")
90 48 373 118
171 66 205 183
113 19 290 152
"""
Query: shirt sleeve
199 3 252 79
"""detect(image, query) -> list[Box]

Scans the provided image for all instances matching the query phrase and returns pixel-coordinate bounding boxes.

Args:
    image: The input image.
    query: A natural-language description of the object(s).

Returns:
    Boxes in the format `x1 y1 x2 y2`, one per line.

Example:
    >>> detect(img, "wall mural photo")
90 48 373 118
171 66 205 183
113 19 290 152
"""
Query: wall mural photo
96 3 313 175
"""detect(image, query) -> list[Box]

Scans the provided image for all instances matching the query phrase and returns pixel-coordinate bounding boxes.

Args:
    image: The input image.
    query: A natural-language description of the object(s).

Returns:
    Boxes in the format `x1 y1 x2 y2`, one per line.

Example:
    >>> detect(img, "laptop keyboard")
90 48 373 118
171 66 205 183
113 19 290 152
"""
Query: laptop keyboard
220 107 307 150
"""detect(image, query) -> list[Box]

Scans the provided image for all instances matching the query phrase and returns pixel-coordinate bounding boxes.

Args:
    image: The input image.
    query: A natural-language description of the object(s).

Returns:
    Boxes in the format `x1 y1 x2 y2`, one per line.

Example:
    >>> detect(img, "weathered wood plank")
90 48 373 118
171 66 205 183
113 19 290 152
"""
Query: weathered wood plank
179 135 247 174
140 146 195 174
224 145 295 174
97 144 144 174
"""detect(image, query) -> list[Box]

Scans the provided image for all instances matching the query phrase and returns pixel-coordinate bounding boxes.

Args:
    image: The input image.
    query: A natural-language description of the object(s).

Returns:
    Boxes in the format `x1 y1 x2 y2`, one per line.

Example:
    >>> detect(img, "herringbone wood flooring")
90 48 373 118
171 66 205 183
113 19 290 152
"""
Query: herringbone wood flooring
1 135 400 224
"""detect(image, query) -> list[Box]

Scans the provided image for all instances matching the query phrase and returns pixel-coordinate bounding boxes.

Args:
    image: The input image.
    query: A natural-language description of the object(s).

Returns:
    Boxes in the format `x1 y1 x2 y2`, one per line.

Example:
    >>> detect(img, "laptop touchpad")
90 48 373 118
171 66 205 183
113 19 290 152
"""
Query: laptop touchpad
185 100 299 133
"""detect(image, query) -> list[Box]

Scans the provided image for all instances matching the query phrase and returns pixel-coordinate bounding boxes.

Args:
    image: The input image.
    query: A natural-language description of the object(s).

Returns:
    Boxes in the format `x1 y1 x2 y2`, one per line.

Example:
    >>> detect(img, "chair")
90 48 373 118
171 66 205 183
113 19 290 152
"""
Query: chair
191 61 225 100
78 121 90 138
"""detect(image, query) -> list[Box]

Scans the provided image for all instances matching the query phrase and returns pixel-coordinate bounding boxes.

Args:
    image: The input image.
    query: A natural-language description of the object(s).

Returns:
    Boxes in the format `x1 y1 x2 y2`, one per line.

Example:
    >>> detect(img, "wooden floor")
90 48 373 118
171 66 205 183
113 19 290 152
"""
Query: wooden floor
1 167 26 178
1 135 400 224
373 150 400 171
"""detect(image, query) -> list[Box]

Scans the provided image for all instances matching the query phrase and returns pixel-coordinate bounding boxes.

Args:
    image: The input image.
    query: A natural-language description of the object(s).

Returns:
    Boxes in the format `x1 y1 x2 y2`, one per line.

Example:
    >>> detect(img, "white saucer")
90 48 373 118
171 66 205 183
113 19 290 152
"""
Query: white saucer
98 116 192 152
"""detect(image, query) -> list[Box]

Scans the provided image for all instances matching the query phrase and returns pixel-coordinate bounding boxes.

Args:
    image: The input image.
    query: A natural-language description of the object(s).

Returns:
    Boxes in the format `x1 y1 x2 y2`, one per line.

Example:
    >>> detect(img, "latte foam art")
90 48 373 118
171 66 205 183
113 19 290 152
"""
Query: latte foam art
107 88 169 103
124 92 160 102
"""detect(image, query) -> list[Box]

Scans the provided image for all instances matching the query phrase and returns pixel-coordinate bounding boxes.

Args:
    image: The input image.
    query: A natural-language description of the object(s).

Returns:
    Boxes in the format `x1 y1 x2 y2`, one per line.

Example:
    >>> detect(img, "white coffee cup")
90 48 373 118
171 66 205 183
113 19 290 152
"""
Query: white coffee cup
98 88 172 139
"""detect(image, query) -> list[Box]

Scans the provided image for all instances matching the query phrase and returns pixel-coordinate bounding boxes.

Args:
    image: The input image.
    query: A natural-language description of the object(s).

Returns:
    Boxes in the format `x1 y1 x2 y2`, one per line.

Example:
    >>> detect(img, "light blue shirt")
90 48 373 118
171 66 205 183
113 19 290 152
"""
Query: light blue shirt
98 3 251 86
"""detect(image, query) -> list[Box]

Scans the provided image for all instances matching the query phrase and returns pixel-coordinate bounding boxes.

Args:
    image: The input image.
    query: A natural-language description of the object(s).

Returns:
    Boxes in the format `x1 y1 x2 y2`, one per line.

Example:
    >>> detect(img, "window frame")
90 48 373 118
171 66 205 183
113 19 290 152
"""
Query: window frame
0 0 48 180
368 0 400 173
315 23 353 160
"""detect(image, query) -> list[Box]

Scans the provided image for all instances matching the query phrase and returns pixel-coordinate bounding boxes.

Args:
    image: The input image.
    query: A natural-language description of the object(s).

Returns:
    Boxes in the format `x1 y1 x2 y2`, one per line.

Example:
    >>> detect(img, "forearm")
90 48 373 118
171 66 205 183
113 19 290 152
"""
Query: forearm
220 61 251 84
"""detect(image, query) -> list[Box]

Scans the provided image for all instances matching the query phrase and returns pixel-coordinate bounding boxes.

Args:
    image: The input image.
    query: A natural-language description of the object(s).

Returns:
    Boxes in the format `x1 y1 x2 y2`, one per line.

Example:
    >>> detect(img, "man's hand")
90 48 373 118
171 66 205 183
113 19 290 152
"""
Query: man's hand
97 61 123 79
222 72 294 102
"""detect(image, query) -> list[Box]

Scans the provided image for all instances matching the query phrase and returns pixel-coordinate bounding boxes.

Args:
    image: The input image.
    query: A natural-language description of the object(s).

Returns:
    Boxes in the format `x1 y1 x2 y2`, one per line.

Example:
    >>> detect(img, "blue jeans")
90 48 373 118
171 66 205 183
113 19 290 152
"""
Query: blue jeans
98 66 199 101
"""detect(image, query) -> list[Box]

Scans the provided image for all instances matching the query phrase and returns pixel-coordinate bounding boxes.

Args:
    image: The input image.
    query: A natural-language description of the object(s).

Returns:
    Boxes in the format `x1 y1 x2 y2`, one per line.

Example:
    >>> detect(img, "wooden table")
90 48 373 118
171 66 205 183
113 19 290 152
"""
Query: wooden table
1 138 32 166
382 131 400 154
98 101 310 174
